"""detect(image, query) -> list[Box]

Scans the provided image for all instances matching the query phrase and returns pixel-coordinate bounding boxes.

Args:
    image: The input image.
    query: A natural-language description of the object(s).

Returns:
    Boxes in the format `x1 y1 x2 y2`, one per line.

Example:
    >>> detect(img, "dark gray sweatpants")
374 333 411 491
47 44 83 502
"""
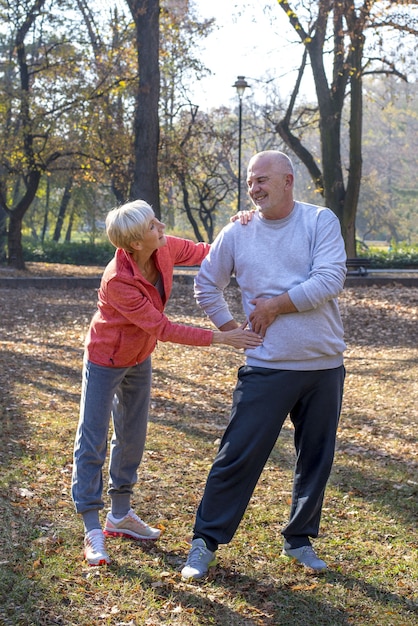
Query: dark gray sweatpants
193 365 345 551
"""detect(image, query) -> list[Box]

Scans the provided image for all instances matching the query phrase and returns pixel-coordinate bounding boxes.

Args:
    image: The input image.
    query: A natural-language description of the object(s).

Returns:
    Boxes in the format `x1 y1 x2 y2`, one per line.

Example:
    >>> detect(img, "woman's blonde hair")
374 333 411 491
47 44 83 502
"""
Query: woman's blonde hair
105 200 154 252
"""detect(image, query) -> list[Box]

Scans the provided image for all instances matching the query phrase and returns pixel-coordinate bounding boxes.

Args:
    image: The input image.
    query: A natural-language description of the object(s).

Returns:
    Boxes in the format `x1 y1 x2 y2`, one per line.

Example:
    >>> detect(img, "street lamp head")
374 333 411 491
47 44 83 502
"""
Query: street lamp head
233 75 249 99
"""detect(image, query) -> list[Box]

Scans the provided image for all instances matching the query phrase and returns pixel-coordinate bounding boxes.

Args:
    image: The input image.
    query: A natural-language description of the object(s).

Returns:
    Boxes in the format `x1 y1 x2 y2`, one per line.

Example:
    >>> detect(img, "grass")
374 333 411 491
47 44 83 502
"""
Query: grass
0 275 417 625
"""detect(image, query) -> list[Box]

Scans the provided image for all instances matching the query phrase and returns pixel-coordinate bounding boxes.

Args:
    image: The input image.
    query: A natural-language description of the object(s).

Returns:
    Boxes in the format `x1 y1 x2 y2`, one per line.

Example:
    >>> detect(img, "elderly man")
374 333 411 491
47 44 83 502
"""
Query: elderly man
181 150 346 579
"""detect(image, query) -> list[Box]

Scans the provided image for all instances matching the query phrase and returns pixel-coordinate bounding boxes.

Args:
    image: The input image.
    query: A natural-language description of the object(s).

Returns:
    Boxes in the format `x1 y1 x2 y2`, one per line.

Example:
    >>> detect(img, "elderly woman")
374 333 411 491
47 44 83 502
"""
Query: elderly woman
71 199 262 567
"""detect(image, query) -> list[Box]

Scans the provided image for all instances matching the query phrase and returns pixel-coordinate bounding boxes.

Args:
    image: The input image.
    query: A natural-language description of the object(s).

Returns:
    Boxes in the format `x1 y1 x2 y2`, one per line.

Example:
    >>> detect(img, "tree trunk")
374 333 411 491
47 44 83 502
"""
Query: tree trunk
65 206 76 242
308 18 347 230
178 171 204 242
7 170 42 269
8 212 25 269
275 0 371 257
127 0 161 217
6 0 46 269
0 206 7 262
341 27 365 258
53 178 73 242
41 178 50 243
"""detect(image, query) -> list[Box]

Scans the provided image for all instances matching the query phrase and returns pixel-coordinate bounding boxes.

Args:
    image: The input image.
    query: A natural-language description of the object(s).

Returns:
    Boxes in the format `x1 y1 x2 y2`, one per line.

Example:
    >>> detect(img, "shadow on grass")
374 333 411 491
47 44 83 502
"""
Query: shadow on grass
113 559 351 626
0 344 79 570
110 543 416 625
1 284 416 625
1 529 415 626
148 391 417 533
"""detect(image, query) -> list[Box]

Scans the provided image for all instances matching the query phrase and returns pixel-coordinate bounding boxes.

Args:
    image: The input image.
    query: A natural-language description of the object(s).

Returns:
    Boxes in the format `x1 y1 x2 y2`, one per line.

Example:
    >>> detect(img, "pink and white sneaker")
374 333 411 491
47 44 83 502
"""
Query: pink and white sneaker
104 509 161 541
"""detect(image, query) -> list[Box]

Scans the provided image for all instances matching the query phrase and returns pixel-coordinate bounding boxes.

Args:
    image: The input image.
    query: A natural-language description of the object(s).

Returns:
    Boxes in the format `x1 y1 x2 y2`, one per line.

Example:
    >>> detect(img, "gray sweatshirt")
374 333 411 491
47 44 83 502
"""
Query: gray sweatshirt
194 202 347 371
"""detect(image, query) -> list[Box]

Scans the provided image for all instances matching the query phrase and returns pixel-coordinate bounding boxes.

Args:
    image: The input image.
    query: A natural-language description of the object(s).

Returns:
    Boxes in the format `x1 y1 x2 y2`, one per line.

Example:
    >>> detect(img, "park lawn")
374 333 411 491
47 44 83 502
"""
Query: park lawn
0 274 417 625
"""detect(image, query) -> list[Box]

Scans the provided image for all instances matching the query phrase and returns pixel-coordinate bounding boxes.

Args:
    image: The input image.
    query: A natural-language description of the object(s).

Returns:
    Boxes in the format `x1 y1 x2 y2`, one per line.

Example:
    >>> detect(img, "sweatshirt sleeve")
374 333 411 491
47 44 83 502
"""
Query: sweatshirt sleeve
168 236 211 266
287 209 347 311
104 278 213 346
194 226 236 328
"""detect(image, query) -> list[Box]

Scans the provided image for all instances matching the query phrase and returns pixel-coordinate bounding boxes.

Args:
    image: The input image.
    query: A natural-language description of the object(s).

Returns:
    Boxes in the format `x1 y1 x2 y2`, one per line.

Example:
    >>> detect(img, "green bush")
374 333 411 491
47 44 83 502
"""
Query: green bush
357 243 418 268
22 240 418 269
23 240 114 266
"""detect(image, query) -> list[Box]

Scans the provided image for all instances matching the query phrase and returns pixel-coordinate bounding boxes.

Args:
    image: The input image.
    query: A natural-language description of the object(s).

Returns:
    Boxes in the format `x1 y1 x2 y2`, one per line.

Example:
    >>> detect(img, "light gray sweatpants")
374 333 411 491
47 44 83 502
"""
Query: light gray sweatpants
71 356 152 515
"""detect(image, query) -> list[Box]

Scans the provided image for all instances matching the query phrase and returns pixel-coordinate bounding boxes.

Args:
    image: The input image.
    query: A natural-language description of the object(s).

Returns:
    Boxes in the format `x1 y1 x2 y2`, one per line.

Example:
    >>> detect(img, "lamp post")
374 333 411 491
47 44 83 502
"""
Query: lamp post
233 76 249 211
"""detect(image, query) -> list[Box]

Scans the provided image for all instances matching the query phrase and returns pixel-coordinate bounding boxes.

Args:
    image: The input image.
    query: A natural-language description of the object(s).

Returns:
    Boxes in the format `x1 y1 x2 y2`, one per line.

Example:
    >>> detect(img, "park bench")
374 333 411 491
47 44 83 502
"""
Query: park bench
346 258 372 276
178 260 373 278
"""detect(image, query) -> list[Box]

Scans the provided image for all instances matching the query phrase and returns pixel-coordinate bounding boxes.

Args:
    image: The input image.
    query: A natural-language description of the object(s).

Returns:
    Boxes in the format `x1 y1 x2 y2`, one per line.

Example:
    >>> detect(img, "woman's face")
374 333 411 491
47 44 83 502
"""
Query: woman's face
138 217 167 253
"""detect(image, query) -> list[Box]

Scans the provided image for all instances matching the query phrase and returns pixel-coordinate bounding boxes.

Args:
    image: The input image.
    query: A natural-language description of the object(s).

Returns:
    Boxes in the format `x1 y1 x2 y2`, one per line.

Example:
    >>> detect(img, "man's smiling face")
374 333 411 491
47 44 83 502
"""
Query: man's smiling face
247 153 294 220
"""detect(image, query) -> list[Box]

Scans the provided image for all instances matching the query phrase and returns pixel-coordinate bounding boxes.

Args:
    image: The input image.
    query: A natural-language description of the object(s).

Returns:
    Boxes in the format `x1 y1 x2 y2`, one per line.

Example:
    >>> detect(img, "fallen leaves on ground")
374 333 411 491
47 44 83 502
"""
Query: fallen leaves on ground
0 264 417 626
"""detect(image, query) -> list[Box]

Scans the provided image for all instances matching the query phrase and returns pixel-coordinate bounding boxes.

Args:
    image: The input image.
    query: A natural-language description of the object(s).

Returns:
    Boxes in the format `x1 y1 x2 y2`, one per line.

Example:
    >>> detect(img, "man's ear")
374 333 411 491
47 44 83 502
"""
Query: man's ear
284 174 294 189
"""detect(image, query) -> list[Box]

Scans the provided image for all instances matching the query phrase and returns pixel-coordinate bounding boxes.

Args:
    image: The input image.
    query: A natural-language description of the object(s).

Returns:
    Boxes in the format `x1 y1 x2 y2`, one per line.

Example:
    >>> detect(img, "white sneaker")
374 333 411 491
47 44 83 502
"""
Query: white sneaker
104 509 161 541
282 545 327 571
84 529 111 566
181 538 217 580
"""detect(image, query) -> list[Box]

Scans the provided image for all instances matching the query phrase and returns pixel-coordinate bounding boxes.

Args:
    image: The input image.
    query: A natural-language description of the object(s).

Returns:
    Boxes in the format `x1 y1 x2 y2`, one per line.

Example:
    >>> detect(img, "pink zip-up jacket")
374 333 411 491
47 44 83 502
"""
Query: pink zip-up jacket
86 236 212 367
